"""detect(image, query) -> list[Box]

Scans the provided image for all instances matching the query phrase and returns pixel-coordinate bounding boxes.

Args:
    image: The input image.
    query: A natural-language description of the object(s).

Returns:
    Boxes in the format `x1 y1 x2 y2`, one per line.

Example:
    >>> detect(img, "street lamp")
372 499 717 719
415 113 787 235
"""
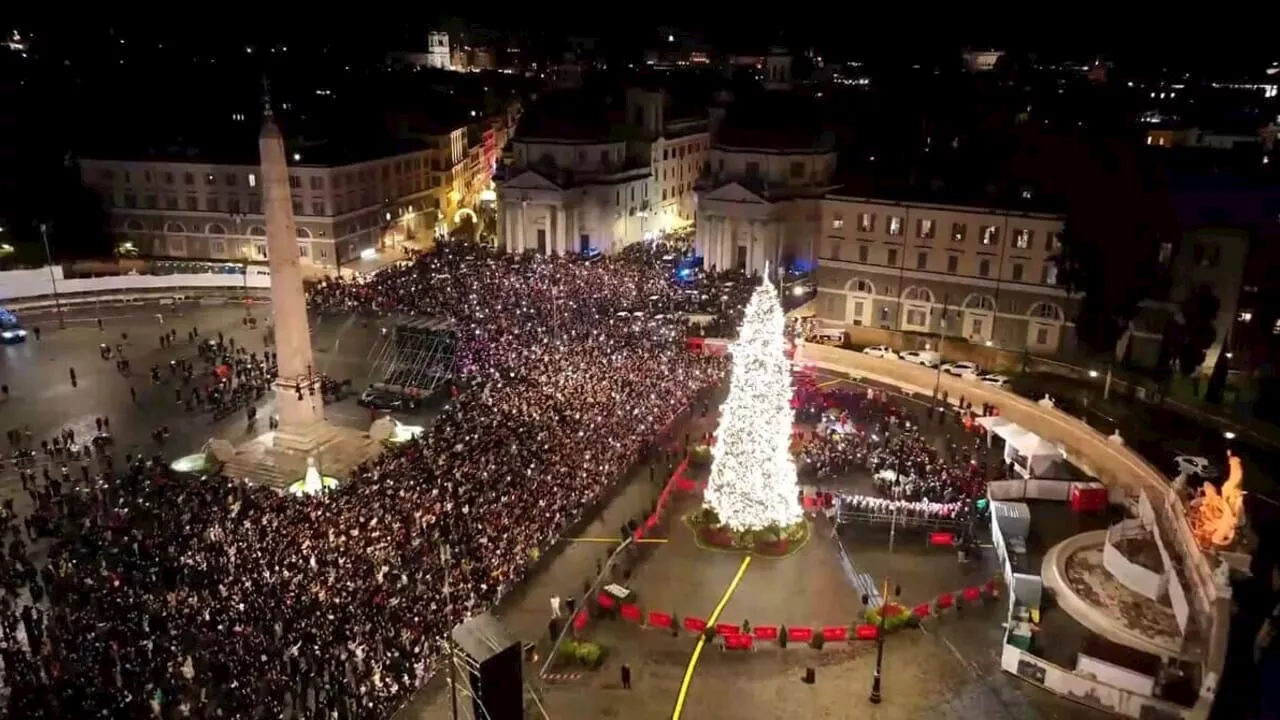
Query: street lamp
39 224 65 329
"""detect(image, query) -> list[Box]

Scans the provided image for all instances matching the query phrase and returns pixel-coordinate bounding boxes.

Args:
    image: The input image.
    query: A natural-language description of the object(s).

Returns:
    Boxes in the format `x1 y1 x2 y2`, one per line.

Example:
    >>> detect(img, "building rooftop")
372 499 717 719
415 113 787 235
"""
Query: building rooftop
827 173 1067 216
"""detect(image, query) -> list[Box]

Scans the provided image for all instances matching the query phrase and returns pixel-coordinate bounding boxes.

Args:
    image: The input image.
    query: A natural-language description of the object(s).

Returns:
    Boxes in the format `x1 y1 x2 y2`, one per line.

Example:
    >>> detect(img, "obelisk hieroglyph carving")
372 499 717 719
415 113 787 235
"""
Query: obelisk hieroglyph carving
260 91 324 430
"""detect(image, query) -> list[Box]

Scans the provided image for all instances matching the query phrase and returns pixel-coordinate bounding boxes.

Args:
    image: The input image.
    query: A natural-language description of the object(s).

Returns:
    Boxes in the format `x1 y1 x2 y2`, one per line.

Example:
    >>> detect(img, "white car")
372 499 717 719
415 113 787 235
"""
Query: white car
899 350 940 368
979 373 1011 388
941 361 981 378
862 345 898 359
1173 455 1218 479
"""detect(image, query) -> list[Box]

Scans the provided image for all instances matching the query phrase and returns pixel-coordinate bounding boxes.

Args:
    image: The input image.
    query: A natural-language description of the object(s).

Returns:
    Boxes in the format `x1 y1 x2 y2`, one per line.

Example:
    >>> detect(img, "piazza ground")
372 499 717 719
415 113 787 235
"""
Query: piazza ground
0 304 1219 719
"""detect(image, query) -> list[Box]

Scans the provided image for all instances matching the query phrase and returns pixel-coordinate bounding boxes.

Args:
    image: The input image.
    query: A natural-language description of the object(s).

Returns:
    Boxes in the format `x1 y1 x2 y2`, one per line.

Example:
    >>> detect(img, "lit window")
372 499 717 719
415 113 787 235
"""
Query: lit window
832 213 844 230
858 213 874 232
1013 229 1032 249
248 173 257 188
1238 310 1254 323
917 218 935 239
888 216 903 236
980 226 999 245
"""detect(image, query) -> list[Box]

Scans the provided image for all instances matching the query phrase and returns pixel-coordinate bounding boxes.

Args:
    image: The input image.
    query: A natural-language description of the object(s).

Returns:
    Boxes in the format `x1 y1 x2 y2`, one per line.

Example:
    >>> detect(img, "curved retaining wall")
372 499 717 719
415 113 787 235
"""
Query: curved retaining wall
796 344 1226 717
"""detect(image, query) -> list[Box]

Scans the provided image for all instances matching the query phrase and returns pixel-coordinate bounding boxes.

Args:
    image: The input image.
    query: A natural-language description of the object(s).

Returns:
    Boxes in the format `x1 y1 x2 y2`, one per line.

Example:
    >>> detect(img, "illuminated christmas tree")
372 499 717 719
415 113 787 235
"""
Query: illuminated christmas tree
703 273 804 531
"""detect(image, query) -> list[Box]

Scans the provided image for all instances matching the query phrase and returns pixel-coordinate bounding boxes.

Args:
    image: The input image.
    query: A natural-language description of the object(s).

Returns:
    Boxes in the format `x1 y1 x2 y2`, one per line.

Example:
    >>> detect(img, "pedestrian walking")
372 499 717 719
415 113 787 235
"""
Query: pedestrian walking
620 664 631 690
549 595 562 618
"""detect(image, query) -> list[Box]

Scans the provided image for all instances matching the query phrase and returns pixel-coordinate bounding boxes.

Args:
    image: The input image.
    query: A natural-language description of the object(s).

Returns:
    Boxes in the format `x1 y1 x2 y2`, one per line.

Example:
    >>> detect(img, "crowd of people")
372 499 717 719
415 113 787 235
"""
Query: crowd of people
795 385 996 520
1 243 730 718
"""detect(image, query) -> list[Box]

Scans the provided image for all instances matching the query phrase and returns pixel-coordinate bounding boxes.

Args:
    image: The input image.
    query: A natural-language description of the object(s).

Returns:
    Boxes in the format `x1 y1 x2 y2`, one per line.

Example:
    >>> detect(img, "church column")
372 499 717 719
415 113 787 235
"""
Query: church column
556 205 567 255
723 216 735 271
516 204 526 252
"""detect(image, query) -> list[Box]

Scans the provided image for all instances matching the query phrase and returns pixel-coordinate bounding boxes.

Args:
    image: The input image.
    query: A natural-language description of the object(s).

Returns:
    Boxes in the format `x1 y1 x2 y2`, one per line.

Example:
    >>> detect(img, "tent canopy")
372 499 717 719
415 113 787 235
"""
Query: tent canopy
979 417 1063 474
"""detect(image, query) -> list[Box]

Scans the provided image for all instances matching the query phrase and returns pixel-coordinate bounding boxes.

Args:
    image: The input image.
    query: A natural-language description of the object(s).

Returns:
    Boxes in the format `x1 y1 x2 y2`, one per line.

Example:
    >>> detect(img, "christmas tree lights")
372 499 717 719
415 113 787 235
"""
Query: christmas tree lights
703 273 804 531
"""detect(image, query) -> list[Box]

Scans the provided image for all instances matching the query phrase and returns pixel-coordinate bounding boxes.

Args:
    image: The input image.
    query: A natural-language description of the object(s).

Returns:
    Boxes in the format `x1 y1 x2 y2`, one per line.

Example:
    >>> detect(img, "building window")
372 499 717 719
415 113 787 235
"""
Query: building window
144 194 158 209
248 173 257 189
1238 310 1254 323
123 193 137 208
289 175 301 189
1047 231 1063 252
1192 243 1220 268
980 225 999 245
225 173 237 186
211 240 225 255
905 309 928 327
310 176 324 190
206 197 220 212
312 200 326 216
292 198 303 215
205 173 216 186
1041 263 1058 285
886 248 898 267
745 161 760 178
298 243 309 258
832 213 844 230
858 245 869 263
1158 241 1173 264
183 172 194 185
978 259 991 277
184 196 198 211
887 216 904 236
952 223 966 242
162 172 173 184
917 218 935 239
947 255 958 273
1011 263 1024 281
1036 327 1050 345
1013 228 1032 249
858 213 874 232
248 195 262 214
790 161 804 178
164 195 178 210
916 251 928 270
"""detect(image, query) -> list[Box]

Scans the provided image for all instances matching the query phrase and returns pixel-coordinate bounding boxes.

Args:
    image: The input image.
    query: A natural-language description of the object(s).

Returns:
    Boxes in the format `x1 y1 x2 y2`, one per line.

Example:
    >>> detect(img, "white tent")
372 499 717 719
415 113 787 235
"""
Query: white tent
977 416 1063 478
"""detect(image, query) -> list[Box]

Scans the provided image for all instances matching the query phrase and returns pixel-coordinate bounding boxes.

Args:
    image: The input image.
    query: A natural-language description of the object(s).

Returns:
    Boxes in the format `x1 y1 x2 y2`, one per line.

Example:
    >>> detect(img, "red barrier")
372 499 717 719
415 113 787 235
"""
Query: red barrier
855 624 879 640
633 527 645 540
787 626 814 643
724 634 754 651
912 602 931 618
928 532 955 547
687 337 705 353
648 611 673 629
715 623 740 637
962 587 981 603
821 626 848 642
802 495 818 510
646 515 659 529
572 611 588 632
596 592 616 609
620 604 642 623
676 477 697 492
936 593 954 610
984 579 998 597
684 616 707 633
753 625 779 641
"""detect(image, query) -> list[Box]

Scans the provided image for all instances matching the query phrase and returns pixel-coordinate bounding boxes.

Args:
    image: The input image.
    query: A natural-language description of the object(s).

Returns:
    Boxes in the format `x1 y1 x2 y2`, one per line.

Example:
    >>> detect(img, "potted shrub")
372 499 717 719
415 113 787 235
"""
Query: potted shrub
778 625 789 649
810 632 825 650
689 444 713 467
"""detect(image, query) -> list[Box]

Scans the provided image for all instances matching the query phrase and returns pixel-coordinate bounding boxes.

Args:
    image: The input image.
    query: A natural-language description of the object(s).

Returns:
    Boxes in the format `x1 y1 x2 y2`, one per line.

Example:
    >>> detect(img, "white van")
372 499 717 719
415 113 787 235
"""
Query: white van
899 350 941 368
808 328 847 347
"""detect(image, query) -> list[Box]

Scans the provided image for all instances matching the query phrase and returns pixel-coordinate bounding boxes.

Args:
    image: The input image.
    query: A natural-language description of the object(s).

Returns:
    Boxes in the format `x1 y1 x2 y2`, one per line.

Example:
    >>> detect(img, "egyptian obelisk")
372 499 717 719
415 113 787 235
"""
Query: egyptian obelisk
260 94 325 435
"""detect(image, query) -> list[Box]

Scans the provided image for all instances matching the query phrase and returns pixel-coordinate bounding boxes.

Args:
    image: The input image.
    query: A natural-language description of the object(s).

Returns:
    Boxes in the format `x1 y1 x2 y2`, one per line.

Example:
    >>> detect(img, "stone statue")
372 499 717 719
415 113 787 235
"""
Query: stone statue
1171 471 1189 497
1213 559 1231 593
1038 394 1055 409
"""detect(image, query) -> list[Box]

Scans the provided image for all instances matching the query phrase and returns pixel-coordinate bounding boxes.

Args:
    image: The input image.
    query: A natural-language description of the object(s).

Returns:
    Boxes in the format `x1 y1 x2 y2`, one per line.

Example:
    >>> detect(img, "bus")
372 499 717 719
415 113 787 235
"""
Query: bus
0 309 27 344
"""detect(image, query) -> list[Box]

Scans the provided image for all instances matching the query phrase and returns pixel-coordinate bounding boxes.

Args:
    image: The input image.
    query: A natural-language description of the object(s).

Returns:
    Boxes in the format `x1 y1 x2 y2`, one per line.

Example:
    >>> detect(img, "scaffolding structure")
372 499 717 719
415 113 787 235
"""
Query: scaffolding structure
367 315 457 396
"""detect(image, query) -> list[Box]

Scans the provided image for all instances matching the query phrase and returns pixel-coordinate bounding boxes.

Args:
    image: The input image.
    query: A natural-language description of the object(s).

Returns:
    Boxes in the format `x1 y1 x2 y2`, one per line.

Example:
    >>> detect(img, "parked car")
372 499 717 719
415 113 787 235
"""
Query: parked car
861 345 897 359
1173 455 1218 479
941 361 981 378
979 373 1011 388
358 388 419 412
899 350 941 368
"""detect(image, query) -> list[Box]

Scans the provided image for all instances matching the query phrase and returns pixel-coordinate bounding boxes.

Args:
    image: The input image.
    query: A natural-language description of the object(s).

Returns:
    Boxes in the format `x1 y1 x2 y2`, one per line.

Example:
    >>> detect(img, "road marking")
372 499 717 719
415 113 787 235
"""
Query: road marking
567 537 669 544
671 556 751 719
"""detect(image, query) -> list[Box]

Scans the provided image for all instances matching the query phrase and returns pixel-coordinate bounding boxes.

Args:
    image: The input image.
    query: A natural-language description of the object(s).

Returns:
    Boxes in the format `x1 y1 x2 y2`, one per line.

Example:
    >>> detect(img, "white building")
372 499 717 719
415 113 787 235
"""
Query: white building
427 32 451 70
693 105 836 276
816 194 1075 354
497 88 708 255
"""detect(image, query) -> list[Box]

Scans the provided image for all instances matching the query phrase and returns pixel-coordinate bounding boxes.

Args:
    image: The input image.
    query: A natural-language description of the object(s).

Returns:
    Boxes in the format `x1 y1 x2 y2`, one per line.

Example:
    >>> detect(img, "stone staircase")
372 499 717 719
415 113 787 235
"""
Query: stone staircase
219 423 381 490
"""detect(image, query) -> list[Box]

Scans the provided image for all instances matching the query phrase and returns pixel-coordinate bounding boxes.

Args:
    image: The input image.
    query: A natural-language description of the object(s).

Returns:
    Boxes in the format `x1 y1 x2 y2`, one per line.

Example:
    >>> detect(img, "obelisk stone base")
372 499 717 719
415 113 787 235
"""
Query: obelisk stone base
222 423 381 491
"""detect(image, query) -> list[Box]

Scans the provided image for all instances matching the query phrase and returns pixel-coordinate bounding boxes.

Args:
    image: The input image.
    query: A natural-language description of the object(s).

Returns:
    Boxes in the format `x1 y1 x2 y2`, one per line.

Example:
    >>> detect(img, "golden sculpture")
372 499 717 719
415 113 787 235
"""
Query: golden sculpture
1188 454 1246 549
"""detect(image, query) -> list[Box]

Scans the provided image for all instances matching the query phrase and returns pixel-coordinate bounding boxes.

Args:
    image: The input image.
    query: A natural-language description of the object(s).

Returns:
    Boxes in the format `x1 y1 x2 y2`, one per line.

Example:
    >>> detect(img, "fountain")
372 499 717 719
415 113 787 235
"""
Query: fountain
287 456 340 497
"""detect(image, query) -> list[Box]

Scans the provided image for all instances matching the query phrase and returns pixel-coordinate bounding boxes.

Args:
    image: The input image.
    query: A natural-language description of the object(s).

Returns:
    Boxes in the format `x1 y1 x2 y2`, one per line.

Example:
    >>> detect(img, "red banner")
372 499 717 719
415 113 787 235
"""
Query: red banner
596 592 616 609
928 532 955 547
936 592 954 610
752 625 779 641
620 604 642 622
716 623 740 638
572 611 588 631
912 602 931 618
648 611 673 629
962 587 981 603
855 624 879 640
787 626 814 643
684 616 707 633
821 626 848 642
724 634 754 650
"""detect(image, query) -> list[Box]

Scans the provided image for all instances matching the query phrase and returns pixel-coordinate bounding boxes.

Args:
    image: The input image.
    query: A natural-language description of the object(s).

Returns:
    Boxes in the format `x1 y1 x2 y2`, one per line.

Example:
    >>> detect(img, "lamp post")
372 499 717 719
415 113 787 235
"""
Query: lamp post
867 441 905 704
39 223 65 329
930 293 951 409
230 213 251 317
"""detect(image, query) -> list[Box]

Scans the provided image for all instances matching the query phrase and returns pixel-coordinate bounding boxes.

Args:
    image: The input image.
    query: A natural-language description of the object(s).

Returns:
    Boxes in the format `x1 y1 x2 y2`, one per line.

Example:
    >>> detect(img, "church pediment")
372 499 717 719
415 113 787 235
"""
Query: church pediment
701 182 769 205
499 170 562 192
